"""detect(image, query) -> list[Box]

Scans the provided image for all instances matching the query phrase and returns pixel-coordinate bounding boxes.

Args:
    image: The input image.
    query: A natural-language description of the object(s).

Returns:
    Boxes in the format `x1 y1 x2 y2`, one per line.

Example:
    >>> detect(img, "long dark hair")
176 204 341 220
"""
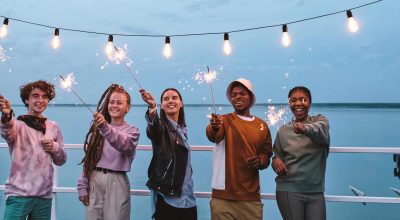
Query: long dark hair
159 88 186 127
80 84 131 178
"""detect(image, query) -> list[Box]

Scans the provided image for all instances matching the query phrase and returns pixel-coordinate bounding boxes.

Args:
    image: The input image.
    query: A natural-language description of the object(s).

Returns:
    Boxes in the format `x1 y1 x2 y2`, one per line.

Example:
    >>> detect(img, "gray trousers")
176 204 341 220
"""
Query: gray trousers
276 191 326 220
86 170 131 220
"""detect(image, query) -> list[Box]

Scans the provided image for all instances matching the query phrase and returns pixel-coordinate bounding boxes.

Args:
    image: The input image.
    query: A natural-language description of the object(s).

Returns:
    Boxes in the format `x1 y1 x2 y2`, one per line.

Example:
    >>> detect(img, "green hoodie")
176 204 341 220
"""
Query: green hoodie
273 114 330 192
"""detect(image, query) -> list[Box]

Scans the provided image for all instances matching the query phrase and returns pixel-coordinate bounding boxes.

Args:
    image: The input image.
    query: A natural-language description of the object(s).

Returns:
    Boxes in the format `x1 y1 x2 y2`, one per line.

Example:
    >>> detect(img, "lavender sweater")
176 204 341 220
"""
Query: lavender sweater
1 118 67 198
77 122 140 196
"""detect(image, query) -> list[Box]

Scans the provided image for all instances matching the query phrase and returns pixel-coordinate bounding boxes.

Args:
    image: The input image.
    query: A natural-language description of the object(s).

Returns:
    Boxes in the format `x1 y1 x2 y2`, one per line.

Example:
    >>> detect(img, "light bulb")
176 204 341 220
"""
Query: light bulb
105 35 114 57
346 10 359 33
163 36 172 58
281 24 291 47
51 28 61 49
0 18 9 39
223 33 232 56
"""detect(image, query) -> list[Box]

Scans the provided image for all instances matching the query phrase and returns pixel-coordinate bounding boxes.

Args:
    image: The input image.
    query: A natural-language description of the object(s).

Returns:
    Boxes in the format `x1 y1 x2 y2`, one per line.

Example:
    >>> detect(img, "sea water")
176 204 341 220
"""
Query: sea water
0 104 399 220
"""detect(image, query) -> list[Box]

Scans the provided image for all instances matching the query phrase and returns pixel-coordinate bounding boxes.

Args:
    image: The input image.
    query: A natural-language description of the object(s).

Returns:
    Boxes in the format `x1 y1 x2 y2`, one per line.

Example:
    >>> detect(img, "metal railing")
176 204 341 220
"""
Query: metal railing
1 143 400 220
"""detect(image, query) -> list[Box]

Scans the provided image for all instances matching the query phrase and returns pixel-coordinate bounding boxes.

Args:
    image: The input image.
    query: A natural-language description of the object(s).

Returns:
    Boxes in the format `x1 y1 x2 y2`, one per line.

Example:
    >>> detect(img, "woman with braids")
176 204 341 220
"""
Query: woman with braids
77 84 140 220
140 88 197 220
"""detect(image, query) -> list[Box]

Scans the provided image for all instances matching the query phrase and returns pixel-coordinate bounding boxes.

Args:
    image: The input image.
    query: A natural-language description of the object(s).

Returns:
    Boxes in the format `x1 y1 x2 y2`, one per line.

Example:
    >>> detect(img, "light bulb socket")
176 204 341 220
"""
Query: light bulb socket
108 34 113 43
165 36 170 44
346 10 353 18
224 33 229 41
3 18 9 25
282 24 288 33
54 28 59 36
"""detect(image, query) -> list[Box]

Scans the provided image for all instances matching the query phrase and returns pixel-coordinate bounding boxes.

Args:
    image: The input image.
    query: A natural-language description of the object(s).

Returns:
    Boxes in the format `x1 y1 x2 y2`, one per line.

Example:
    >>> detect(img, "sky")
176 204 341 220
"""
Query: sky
0 0 399 105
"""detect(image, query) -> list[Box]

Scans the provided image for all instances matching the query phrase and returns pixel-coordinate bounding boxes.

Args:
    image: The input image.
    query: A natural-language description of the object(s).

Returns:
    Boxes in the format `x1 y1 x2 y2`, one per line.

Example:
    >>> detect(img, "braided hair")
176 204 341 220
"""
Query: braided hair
80 84 131 178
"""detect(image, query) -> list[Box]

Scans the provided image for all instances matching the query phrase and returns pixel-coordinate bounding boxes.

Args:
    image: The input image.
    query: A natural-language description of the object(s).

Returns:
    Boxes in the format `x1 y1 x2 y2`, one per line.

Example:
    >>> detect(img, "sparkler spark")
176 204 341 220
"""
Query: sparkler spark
194 66 218 113
266 105 289 127
193 68 218 84
59 74 93 113
0 45 10 62
59 73 76 92
100 43 142 89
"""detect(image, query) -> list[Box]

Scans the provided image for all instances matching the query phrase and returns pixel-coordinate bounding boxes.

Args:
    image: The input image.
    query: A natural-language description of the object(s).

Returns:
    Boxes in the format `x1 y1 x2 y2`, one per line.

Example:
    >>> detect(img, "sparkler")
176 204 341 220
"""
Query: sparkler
59 73 93 113
206 67 217 114
102 44 143 90
193 66 218 113
114 45 143 89
266 105 289 127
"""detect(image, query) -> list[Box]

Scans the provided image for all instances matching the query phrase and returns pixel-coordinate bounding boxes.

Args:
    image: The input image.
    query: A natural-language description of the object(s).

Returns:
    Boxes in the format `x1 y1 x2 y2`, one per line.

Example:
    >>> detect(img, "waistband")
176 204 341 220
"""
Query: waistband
95 167 126 174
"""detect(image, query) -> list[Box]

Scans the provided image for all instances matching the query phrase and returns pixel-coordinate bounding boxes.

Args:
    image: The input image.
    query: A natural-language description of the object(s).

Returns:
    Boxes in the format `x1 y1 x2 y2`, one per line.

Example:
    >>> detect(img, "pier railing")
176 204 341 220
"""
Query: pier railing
1 143 400 220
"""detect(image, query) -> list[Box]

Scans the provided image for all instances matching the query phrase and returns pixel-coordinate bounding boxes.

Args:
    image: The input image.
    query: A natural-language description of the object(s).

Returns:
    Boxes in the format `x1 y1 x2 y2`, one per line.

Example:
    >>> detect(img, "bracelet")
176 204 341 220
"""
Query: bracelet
148 104 157 114
1 109 14 124
148 103 157 109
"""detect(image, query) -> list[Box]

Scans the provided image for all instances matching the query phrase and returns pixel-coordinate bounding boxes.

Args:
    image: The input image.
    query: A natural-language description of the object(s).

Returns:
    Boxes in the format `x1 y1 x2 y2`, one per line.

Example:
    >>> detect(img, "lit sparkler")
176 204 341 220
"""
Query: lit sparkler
59 73 93 113
266 105 289 127
102 44 142 89
194 66 218 113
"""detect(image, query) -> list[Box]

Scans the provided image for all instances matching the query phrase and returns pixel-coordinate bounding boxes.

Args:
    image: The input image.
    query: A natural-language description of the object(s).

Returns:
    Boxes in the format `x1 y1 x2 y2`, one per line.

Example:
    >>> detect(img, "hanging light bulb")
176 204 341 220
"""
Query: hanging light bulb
105 35 114 57
346 10 359 33
223 33 232 56
0 18 9 39
281 24 291 47
51 28 61 49
163 36 172 58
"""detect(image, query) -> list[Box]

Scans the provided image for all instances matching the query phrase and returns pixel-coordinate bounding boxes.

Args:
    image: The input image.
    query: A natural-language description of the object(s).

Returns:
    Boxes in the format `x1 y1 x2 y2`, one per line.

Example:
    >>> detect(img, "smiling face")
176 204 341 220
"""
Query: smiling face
289 90 311 122
25 88 49 117
108 91 130 123
161 89 182 120
230 85 252 116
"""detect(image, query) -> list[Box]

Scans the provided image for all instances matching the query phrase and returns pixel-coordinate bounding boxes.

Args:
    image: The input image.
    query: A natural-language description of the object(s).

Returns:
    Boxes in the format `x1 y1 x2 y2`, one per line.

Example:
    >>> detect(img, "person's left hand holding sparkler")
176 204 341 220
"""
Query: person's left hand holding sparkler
93 112 106 128
0 95 13 123
209 113 223 132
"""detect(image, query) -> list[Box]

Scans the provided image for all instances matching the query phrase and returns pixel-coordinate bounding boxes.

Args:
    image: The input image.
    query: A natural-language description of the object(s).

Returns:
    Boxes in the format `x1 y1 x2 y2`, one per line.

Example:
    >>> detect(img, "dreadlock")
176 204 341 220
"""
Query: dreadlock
80 84 131 178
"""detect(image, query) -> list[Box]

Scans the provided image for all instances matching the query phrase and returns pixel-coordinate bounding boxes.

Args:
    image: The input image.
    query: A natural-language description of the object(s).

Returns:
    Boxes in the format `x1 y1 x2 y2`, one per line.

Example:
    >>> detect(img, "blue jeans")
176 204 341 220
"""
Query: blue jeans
4 196 52 220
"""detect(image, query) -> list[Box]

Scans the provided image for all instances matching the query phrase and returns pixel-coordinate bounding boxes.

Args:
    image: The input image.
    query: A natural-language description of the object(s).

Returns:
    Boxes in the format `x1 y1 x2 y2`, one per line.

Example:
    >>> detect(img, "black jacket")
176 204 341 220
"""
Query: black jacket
145 111 189 197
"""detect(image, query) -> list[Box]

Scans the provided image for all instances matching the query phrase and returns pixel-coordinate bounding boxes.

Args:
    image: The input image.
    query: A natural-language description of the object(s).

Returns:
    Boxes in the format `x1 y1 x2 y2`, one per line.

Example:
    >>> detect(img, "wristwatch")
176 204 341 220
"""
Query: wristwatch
1 109 14 124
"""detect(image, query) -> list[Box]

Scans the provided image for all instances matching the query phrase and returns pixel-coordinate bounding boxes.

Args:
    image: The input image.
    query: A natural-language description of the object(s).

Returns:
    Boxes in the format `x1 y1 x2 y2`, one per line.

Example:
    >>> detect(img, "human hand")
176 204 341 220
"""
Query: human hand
94 112 106 128
0 96 12 115
246 155 261 169
293 122 306 134
139 89 156 108
79 195 89 206
210 113 222 131
272 157 288 176
41 139 54 152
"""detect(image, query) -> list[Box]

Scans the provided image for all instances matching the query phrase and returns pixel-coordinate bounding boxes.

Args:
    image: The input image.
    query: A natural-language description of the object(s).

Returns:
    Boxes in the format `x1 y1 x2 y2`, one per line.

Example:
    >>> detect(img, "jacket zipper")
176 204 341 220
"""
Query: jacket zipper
170 155 176 187
162 158 173 180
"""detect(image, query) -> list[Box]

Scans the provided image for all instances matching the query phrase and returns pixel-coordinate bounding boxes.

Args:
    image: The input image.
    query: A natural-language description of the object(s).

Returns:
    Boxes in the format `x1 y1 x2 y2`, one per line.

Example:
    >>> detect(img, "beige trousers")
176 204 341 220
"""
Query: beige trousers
210 198 263 220
86 170 131 220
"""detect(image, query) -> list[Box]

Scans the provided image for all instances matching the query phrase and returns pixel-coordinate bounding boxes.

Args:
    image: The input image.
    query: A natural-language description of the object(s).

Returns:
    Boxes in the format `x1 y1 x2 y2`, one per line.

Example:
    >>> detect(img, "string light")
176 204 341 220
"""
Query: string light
281 24 291 47
104 35 114 57
346 10 359 33
0 0 382 55
223 33 232 56
163 36 172 58
0 18 8 39
51 28 61 49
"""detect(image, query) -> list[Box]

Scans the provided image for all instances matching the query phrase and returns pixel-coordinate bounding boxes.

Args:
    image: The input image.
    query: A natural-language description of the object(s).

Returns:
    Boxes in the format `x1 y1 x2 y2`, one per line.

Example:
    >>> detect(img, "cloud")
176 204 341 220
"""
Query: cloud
185 0 232 12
